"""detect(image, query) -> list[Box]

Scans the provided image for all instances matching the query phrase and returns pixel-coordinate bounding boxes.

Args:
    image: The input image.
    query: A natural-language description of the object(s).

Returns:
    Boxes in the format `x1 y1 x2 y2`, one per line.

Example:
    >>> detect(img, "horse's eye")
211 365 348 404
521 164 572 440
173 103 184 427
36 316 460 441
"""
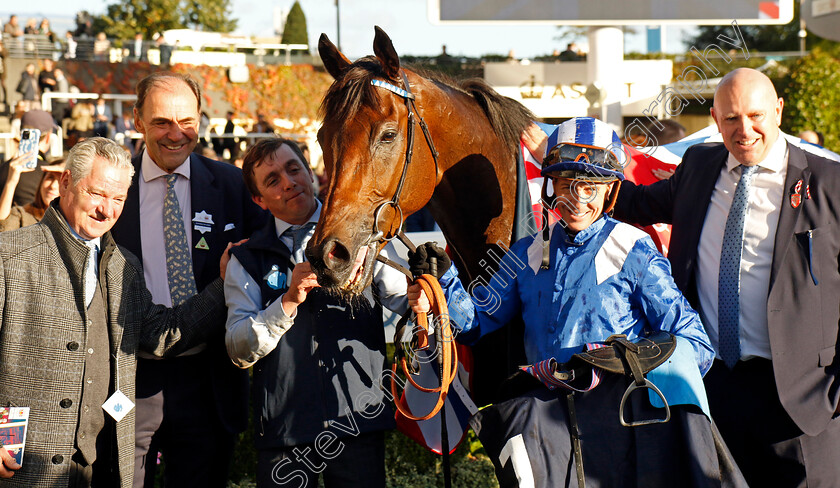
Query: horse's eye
381 130 397 143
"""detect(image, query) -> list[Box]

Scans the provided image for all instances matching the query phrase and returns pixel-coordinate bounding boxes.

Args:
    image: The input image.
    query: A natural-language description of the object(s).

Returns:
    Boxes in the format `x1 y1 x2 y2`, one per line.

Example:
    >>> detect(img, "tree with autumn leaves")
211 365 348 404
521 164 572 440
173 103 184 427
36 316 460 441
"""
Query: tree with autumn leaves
95 0 238 40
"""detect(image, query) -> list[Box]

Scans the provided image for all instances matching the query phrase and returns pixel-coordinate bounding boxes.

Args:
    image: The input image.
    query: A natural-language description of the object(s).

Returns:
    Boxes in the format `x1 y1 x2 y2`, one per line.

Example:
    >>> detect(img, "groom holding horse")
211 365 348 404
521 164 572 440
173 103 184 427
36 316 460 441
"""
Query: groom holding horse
223 137 411 488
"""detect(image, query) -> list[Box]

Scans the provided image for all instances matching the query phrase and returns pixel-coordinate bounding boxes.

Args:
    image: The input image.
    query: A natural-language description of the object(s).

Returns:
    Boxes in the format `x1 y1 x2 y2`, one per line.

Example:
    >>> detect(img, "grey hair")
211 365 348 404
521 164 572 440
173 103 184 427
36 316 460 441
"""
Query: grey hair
66 137 134 185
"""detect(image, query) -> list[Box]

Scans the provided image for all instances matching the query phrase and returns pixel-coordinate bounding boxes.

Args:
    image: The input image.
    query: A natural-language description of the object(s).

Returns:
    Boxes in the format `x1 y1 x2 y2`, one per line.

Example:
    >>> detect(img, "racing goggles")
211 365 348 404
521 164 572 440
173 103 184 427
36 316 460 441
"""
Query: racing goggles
541 143 624 182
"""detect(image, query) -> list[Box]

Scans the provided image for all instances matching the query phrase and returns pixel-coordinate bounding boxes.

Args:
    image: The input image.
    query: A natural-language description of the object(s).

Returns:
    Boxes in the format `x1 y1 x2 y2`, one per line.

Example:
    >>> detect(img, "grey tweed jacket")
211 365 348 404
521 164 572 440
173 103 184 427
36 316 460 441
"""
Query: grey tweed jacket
0 203 225 487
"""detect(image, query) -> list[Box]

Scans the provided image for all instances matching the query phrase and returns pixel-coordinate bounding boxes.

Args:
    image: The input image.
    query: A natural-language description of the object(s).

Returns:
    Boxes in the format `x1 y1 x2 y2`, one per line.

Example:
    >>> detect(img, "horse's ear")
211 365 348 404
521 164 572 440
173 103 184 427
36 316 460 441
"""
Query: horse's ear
372 26 400 80
319 33 352 80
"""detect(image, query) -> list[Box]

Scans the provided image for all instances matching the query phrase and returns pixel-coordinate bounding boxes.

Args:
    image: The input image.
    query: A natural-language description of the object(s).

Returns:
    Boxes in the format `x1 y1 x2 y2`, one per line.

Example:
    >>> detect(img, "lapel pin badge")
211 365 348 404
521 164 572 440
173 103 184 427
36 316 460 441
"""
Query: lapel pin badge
790 179 803 208
195 236 210 250
263 264 287 290
193 210 214 235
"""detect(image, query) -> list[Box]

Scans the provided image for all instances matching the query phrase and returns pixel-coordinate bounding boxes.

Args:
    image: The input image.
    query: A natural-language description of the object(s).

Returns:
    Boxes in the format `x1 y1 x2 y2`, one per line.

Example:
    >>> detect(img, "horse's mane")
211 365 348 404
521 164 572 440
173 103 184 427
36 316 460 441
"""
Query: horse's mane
319 57 535 153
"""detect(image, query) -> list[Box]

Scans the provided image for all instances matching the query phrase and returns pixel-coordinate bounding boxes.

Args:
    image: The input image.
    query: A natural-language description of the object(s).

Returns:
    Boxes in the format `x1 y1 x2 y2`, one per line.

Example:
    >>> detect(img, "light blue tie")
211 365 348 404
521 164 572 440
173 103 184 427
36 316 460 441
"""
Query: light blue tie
84 241 99 307
163 174 197 306
718 164 759 369
284 222 316 263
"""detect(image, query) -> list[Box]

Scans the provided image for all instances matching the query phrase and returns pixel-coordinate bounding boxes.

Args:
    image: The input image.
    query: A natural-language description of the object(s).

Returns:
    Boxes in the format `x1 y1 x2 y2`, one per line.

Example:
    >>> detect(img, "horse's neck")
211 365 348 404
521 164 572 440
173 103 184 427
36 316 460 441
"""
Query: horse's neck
419 82 520 283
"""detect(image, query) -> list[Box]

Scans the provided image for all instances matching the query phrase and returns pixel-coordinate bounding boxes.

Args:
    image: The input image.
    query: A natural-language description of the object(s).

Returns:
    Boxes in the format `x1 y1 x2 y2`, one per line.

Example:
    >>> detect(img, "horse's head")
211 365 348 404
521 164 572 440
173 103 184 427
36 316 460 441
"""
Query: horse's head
307 27 437 295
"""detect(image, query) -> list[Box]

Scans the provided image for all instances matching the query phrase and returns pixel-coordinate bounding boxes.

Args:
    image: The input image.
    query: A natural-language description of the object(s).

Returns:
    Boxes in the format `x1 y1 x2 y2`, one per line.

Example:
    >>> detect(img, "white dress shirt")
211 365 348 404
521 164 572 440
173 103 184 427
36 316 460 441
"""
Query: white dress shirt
695 136 788 361
224 201 409 368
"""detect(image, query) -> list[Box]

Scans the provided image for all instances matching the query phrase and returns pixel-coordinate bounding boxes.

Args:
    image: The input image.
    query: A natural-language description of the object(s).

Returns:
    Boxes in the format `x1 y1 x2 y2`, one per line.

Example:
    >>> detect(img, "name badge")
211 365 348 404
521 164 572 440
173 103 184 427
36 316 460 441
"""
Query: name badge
102 390 135 422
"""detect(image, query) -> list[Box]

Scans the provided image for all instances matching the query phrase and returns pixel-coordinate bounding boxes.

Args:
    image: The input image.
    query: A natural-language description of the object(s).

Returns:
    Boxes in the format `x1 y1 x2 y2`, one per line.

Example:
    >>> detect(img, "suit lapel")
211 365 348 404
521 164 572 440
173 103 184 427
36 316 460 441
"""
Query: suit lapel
112 154 144 260
189 155 217 283
770 143 809 289
680 147 728 289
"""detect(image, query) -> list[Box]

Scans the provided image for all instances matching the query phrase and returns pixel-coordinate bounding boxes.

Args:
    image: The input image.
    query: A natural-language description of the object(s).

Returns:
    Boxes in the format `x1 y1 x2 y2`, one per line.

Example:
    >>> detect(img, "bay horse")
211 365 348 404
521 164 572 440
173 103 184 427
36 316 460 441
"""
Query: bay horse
307 27 535 404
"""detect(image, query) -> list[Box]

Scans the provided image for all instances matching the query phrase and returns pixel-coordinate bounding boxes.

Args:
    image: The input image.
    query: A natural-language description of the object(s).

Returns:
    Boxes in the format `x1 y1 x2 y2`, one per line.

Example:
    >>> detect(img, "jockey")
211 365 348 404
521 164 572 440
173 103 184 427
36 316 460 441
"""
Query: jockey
407 117 742 487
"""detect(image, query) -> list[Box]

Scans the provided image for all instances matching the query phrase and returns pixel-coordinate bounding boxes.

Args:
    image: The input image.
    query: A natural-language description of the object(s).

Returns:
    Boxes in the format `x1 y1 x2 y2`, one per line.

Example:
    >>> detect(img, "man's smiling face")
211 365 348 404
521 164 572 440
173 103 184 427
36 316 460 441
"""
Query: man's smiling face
251 144 317 225
711 68 783 167
134 79 200 173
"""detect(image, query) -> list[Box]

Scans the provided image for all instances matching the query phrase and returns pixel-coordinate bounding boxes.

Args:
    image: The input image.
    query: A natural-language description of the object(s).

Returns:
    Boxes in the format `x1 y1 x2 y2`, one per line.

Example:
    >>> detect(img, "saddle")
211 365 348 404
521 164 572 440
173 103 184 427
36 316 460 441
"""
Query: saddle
563 331 677 488
570 331 676 426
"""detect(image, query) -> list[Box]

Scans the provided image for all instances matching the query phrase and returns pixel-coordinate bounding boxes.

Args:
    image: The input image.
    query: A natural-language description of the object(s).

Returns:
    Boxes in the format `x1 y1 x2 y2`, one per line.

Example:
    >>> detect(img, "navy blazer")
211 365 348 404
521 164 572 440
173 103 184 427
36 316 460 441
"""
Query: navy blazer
615 141 840 436
111 152 268 434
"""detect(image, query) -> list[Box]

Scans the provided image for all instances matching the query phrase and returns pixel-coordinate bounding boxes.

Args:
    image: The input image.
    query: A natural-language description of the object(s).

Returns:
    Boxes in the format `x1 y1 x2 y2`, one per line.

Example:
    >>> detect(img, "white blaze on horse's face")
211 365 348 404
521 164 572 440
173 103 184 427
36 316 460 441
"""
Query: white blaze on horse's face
250 145 317 225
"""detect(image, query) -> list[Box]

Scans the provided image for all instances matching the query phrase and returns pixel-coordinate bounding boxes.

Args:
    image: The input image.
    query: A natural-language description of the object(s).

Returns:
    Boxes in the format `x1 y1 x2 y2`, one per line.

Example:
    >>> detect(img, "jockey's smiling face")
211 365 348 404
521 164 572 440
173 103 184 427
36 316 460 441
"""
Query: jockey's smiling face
551 177 614 233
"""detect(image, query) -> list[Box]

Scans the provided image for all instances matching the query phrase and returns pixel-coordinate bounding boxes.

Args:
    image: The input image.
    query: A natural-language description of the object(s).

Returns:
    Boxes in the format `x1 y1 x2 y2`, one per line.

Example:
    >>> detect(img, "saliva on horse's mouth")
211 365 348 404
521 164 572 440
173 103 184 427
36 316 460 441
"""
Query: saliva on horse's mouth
341 245 370 291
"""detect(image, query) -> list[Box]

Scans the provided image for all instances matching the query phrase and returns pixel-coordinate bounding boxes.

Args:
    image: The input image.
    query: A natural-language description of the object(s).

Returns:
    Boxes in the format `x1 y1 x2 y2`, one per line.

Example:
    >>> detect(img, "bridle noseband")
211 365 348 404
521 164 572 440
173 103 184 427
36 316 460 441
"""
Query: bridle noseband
369 70 440 244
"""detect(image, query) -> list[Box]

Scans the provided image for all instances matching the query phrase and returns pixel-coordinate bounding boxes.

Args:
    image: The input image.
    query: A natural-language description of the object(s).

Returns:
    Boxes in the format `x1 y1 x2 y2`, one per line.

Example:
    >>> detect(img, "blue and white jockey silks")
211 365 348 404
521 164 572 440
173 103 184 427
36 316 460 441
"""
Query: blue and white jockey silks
438 214 714 376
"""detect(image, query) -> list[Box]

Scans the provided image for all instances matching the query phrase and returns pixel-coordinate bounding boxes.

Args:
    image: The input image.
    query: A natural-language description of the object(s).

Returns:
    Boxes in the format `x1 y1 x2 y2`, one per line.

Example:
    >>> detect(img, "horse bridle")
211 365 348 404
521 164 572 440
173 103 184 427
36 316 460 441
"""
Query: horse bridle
369 70 440 245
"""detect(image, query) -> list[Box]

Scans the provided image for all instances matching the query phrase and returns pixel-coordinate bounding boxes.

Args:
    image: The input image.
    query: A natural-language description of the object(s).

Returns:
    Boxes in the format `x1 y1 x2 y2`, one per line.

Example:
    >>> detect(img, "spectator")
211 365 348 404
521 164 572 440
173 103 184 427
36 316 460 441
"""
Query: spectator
68 100 95 145
0 109 57 207
37 58 57 95
0 159 63 231
126 32 147 62
0 137 232 487
23 18 37 35
51 67 70 122
93 32 110 61
798 130 824 147
8 100 26 139
250 112 274 134
559 42 581 61
93 96 112 138
64 31 77 59
15 63 39 111
38 18 57 43
155 33 173 65
3 15 23 38
198 110 211 149
114 111 138 155
219 110 239 161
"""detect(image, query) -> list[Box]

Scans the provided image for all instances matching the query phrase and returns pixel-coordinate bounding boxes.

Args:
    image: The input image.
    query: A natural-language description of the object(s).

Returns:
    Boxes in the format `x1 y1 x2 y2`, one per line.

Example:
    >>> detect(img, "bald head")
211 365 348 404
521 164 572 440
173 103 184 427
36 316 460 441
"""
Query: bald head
711 68 784 166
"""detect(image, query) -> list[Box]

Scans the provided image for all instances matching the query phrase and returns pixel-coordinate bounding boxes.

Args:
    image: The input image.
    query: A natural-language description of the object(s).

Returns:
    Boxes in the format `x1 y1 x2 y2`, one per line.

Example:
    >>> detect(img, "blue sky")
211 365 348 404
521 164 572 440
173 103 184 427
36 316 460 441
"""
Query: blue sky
4 0 695 59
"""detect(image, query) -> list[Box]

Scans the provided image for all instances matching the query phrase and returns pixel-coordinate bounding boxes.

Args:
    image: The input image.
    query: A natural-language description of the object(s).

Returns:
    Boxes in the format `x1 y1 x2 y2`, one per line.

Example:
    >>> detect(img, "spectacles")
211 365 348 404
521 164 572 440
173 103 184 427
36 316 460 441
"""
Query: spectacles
552 178 610 202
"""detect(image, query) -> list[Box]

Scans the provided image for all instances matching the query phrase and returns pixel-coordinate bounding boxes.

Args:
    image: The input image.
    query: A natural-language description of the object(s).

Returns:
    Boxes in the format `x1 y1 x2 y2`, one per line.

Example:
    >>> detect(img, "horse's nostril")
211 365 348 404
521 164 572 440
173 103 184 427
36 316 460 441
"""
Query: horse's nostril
324 239 351 268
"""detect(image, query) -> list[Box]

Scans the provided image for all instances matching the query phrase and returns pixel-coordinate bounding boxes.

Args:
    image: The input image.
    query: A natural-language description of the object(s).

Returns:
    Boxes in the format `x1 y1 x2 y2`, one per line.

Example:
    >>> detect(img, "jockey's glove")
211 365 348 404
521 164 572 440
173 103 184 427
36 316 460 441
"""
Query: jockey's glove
408 242 451 280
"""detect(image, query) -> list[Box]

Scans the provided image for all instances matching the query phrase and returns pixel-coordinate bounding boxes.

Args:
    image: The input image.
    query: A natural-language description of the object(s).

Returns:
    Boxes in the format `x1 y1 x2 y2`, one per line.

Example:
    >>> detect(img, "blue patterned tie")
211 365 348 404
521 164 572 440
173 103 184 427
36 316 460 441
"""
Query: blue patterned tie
718 164 759 369
163 174 197 305
284 222 316 263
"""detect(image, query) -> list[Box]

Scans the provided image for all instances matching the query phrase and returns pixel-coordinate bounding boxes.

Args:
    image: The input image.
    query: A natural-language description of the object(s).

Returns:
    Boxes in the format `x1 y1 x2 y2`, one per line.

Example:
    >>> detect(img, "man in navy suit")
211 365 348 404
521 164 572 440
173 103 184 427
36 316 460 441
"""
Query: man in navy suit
110 72 266 487
615 68 840 487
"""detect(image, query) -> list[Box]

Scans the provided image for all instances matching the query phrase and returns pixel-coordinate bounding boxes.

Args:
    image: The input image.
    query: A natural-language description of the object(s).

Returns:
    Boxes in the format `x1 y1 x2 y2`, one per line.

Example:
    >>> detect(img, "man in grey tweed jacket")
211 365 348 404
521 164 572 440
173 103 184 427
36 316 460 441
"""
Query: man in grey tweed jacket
0 138 231 487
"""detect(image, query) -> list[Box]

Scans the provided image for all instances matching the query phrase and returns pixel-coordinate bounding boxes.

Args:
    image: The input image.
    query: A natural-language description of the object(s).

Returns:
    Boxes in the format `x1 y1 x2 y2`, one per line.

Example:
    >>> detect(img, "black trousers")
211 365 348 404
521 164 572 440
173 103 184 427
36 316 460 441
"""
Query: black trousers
705 358 840 488
133 354 234 488
256 430 385 488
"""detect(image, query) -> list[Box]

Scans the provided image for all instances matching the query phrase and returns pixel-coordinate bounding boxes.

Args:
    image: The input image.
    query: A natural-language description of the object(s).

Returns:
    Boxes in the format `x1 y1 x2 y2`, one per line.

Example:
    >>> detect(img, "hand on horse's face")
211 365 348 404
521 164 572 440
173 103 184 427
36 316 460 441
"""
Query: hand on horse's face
281 262 320 316
407 282 431 315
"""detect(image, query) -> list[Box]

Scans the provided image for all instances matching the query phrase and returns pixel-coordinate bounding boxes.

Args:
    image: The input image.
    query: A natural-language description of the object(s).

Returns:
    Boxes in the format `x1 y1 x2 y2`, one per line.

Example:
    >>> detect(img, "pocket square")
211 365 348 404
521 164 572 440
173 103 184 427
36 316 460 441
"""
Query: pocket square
224 223 235 231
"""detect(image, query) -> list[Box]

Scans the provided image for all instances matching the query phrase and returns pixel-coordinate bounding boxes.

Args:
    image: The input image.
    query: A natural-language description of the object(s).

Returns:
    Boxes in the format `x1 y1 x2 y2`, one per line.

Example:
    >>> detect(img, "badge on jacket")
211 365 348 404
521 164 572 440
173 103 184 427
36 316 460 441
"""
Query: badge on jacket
790 179 803 208
264 264 286 290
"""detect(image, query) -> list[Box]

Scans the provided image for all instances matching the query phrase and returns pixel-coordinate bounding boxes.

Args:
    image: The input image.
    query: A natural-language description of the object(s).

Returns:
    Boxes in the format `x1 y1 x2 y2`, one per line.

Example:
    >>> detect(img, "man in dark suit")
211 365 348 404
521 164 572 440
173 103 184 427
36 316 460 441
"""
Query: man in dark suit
615 67 840 487
109 72 266 488
126 33 147 62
